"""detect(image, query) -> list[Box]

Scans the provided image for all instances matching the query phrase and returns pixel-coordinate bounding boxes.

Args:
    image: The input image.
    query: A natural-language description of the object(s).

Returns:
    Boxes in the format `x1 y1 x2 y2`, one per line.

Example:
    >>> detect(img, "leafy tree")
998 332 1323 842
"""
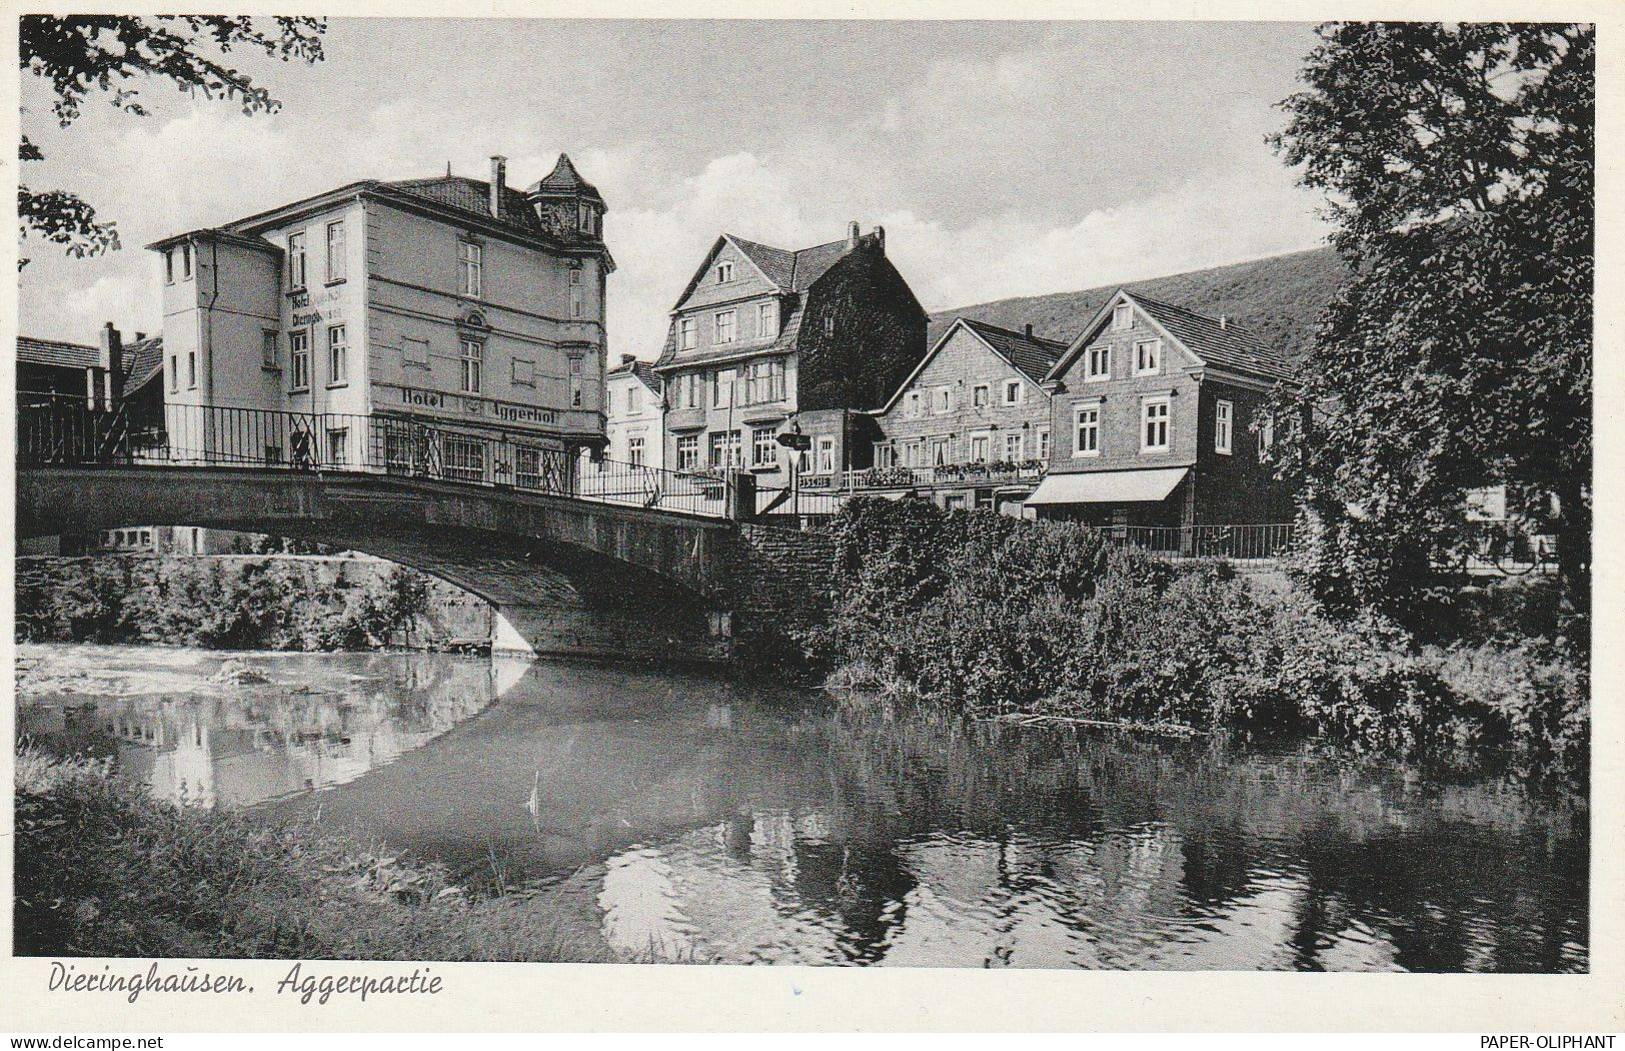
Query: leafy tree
19 16 326 266
1269 22 1593 625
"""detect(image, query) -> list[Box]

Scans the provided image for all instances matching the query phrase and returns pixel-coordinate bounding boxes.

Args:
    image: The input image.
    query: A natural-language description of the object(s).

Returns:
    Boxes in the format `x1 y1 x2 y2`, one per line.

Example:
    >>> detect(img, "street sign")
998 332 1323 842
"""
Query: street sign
777 432 812 451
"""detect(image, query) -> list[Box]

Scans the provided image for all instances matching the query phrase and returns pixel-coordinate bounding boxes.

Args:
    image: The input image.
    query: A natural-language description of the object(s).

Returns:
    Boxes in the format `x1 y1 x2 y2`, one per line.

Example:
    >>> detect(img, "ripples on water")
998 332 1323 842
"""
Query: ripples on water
17 644 1588 972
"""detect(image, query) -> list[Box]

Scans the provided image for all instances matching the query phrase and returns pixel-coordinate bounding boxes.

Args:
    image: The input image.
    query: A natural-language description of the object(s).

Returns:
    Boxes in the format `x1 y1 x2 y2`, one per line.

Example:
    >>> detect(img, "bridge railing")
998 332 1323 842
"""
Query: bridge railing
16 402 739 519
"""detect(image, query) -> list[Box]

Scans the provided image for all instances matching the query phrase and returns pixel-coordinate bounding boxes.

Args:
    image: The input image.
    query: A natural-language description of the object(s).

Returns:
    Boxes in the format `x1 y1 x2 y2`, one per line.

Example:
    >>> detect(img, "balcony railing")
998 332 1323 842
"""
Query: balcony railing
804 460 1050 492
1111 523 1295 561
17 402 748 519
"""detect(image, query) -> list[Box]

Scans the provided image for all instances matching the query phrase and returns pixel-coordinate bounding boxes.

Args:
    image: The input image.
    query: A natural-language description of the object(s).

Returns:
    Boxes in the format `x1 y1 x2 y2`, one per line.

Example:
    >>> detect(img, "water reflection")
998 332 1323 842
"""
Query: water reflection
17 647 1588 971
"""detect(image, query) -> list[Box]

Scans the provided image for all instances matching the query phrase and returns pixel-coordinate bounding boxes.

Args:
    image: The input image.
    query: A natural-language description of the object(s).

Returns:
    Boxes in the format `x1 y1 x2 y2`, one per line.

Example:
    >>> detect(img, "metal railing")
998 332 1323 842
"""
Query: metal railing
802 460 1051 492
1111 523 1294 560
16 402 742 519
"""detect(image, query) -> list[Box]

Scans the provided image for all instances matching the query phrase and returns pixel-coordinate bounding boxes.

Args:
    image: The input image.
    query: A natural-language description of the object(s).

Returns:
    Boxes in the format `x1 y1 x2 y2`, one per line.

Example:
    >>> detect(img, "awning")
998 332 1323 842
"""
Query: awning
1024 467 1189 506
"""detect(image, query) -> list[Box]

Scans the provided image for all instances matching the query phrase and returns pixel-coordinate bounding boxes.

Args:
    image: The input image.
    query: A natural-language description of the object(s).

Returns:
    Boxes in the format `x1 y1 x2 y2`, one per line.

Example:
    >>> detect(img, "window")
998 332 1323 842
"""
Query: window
931 437 949 466
874 442 895 469
903 440 923 468
627 385 642 414
933 386 953 414
970 434 989 463
289 331 310 391
578 203 597 235
569 267 584 318
287 232 307 289
1087 344 1110 381
326 427 348 466
816 435 836 474
512 358 535 386
444 435 486 482
709 430 742 468
168 355 179 393
715 310 736 344
515 446 550 489
907 391 923 419
325 221 346 282
972 384 989 408
1074 403 1100 457
676 434 700 471
1003 379 1023 405
186 352 197 390
1142 397 1170 452
402 337 430 368
165 249 175 284
262 330 280 370
1112 303 1132 331
459 241 482 297
752 426 777 467
679 318 697 350
1215 399 1233 455
742 359 784 404
1036 426 1051 460
716 260 734 283
712 368 735 408
327 325 348 386
181 243 192 280
824 316 835 338
460 339 483 394
757 301 777 339
569 356 584 407
1005 432 1023 461
627 436 645 467
1258 415 1275 459
1135 339 1161 376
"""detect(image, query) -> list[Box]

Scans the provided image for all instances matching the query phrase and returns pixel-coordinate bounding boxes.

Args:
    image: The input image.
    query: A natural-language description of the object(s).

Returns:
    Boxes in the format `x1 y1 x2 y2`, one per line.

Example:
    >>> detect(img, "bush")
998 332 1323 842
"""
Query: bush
809 498 1588 774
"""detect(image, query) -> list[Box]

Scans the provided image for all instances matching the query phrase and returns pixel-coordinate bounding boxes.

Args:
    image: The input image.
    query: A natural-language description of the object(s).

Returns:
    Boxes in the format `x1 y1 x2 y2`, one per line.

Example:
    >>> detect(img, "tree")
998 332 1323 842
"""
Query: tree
19 16 326 266
1268 22 1593 625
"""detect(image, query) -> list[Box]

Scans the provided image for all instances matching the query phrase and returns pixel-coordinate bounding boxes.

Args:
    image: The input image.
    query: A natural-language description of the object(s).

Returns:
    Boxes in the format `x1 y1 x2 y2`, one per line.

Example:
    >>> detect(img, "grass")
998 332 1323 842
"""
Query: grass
13 742 683 963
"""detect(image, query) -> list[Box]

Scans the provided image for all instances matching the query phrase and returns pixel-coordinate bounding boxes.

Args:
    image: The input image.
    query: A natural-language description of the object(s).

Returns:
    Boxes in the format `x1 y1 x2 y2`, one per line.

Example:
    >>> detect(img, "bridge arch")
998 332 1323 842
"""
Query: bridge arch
17 466 741 662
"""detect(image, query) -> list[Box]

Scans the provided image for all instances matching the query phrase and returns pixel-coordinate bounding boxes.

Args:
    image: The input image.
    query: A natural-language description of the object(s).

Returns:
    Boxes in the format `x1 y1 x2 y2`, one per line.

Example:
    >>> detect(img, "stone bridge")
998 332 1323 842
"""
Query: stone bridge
16 465 750 662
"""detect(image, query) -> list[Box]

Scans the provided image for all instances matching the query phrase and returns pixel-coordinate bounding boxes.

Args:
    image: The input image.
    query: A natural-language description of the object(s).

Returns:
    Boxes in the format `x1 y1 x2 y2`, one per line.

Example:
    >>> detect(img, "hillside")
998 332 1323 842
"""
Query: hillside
927 246 1348 364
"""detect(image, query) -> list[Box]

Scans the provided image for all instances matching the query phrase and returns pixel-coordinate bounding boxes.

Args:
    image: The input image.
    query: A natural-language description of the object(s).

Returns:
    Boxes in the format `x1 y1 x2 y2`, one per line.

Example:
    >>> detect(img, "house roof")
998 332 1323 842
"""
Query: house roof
17 336 101 371
528 153 605 204
1045 289 1295 385
876 317 1065 414
608 356 663 394
122 336 165 397
657 231 880 370
959 318 1067 384
1128 293 1294 381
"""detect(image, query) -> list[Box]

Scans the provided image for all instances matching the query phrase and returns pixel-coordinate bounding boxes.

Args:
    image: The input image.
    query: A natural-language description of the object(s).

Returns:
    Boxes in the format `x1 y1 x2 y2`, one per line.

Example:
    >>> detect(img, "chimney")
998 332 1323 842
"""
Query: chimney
872 225 885 252
847 221 860 249
134 332 146 342
621 353 638 365
1024 323 1034 340
1219 315 1228 330
489 156 507 219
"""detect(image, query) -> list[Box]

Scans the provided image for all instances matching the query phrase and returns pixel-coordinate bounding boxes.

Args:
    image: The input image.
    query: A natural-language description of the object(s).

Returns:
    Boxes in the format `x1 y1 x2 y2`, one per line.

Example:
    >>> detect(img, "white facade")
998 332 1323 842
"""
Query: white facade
148 155 613 476
603 357 664 471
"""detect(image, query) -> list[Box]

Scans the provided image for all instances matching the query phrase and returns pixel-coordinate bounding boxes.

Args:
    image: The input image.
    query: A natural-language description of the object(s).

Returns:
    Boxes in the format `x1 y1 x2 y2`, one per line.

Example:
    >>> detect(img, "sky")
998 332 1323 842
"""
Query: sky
18 18 1336 357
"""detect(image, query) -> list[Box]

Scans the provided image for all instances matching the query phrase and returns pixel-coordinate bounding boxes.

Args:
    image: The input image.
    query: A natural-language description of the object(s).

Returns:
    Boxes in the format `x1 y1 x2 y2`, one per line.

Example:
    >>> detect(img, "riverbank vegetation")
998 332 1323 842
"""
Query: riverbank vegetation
13 744 656 962
804 499 1587 784
16 556 439 651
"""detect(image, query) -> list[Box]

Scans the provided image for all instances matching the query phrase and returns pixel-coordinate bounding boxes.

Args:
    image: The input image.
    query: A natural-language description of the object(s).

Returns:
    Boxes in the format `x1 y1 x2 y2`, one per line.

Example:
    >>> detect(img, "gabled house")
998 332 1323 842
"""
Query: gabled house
602 354 664 470
653 223 926 486
1027 289 1295 528
863 317 1067 512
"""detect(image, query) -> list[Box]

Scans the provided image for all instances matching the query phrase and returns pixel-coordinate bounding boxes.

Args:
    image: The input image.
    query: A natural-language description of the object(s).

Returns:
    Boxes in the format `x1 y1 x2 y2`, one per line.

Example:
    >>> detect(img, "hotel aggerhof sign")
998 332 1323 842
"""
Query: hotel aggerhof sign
389 384 561 432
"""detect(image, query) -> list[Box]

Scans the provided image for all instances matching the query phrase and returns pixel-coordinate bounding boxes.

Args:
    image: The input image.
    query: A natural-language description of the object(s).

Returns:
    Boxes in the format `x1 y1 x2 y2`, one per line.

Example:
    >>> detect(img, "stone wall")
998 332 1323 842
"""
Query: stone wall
730 523 838 656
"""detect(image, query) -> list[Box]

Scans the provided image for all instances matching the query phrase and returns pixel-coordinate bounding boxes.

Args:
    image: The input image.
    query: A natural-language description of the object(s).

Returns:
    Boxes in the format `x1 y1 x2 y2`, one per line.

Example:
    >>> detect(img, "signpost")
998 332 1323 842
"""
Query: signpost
777 426 811 523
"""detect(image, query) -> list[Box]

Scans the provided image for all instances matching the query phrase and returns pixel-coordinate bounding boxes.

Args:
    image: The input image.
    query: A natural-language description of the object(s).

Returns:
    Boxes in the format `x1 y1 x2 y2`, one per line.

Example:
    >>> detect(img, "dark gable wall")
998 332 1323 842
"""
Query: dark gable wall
1192 378 1295 524
796 240 927 412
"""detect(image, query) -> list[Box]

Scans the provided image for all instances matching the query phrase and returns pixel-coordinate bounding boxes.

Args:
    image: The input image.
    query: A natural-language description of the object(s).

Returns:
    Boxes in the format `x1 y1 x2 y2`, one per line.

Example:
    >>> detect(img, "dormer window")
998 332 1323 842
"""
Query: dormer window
578 202 597 235
716 260 734 283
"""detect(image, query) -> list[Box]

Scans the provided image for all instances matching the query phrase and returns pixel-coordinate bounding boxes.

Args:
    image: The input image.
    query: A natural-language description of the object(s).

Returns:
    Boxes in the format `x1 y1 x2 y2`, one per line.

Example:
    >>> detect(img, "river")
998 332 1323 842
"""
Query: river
15 643 1588 971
